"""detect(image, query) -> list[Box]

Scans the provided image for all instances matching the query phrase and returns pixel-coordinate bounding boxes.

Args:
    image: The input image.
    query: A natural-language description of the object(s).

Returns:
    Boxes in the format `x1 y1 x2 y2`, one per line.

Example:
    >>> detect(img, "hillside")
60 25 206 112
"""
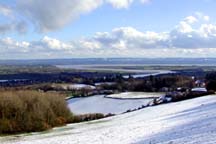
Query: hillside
1 95 216 144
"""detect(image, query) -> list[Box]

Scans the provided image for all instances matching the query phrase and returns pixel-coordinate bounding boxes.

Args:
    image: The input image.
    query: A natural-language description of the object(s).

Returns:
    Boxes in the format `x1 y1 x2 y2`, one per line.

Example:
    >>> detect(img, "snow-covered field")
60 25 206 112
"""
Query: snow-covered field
67 94 153 114
58 84 96 90
1 95 216 144
106 92 164 99
94 82 116 86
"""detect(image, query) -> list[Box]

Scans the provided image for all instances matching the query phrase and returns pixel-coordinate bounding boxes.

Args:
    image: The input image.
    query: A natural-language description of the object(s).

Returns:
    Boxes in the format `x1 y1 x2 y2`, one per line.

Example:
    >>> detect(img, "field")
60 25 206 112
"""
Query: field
67 93 155 114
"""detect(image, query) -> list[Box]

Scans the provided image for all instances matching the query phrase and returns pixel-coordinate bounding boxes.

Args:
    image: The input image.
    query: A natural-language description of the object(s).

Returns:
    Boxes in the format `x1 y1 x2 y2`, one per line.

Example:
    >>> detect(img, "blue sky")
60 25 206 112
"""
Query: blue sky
0 0 216 59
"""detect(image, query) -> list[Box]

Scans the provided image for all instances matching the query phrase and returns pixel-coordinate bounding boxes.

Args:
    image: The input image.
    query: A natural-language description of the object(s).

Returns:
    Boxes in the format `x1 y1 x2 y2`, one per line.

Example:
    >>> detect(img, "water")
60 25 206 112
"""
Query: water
67 95 154 115
0 79 28 83
123 71 175 78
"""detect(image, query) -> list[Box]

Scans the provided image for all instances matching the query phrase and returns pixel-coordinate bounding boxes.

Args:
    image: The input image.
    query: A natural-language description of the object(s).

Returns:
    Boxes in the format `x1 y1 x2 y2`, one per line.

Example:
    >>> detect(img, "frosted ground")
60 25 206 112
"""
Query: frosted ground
106 92 164 99
1 95 216 144
67 93 157 114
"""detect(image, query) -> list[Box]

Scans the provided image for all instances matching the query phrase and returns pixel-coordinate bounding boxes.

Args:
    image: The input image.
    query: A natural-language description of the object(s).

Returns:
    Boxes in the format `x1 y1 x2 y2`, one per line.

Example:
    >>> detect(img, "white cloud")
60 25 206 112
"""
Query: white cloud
41 36 73 50
195 12 210 22
0 37 30 54
176 21 194 33
106 0 134 9
184 16 198 24
90 27 169 49
17 0 103 32
0 4 13 17
199 24 216 37
79 39 101 50
203 15 210 21
106 0 150 9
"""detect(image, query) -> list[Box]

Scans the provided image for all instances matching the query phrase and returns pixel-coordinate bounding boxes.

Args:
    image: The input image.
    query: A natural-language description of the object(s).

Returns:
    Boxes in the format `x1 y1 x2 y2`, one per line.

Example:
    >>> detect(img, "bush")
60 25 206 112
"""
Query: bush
0 90 73 134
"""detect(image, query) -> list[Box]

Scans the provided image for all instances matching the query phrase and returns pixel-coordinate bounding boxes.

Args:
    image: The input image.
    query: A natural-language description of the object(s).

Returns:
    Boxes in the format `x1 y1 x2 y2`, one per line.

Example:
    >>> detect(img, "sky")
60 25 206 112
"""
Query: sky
0 0 216 59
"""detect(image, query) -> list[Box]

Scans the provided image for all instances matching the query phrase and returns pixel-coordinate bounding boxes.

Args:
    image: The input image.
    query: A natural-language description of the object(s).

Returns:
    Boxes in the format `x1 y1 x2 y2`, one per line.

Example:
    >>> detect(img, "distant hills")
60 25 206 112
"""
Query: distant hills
0 58 215 66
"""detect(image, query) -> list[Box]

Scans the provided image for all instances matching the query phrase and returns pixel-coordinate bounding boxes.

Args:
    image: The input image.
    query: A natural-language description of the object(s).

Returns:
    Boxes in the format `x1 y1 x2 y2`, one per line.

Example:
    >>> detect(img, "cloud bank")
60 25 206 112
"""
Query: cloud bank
0 1 216 58
1 13 216 58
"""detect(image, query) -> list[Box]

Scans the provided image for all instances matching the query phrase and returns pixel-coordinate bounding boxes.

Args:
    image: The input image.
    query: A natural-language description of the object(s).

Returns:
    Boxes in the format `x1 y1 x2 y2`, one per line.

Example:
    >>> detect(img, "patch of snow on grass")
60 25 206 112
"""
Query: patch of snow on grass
106 92 164 99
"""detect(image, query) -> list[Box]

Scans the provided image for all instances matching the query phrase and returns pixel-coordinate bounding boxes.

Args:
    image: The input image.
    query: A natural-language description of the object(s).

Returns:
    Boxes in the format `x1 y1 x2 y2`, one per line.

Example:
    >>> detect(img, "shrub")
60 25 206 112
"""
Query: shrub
0 90 73 134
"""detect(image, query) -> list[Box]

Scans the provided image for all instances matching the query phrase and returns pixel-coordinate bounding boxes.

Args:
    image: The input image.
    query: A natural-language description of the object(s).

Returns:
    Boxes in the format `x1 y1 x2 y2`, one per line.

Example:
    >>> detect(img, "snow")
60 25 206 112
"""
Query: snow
1 95 216 144
66 84 96 90
106 92 164 99
67 94 153 114
191 87 207 92
94 82 116 86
